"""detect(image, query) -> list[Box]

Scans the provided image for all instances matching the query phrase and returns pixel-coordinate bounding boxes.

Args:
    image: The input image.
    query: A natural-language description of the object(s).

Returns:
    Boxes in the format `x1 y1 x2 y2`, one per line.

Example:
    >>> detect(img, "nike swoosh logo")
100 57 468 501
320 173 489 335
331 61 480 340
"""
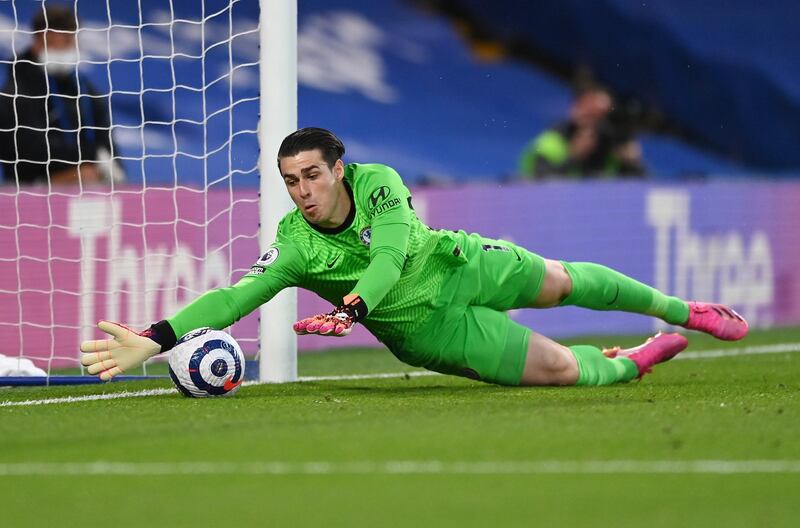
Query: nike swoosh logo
223 376 242 391
326 254 341 268
511 248 522 261
606 284 620 306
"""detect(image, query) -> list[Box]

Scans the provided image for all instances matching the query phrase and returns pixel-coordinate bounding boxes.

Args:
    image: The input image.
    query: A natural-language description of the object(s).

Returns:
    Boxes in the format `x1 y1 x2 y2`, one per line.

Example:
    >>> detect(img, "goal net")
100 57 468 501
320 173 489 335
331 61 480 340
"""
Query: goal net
0 0 295 384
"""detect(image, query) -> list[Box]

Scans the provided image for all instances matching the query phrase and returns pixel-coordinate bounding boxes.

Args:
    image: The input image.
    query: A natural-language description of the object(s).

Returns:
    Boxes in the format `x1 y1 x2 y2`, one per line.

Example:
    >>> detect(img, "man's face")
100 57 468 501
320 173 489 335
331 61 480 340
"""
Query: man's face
45 30 76 52
571 90 612 127
33 30 78 76
33 30 76 54
279 149 347 227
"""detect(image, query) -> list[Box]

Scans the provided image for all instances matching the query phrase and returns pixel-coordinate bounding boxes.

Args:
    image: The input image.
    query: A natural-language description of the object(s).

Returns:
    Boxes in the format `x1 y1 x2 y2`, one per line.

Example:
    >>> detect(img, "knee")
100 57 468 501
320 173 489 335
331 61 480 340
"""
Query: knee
533 259 573 308
542 350 579 385
520 337 580 386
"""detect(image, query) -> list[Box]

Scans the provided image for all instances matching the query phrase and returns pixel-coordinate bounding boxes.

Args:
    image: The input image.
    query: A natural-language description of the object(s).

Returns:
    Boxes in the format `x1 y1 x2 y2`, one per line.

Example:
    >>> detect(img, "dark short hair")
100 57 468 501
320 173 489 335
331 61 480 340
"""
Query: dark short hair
277 127 345 172
32 4 77 33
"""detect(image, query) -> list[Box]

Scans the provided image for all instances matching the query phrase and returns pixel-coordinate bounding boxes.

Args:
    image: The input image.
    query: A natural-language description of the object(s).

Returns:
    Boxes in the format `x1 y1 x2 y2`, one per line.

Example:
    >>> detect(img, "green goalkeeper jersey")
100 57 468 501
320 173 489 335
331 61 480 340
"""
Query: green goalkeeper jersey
167 163 467 348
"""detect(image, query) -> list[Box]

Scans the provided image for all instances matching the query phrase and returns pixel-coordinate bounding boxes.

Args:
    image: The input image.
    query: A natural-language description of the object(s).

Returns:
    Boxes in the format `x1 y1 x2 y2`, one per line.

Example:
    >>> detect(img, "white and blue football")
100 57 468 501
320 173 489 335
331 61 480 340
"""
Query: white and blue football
167 328 245 398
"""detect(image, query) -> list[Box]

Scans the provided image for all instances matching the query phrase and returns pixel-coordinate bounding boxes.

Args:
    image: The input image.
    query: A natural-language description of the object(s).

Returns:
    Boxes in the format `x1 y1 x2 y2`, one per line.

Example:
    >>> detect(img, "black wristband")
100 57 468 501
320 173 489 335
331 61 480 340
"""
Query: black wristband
140 320 178 352
341 296 368 322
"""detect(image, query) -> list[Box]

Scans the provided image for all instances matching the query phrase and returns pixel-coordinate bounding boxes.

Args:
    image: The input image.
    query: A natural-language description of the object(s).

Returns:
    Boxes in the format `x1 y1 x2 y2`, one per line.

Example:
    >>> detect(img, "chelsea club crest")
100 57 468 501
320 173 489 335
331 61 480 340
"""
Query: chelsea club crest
359 227 372 246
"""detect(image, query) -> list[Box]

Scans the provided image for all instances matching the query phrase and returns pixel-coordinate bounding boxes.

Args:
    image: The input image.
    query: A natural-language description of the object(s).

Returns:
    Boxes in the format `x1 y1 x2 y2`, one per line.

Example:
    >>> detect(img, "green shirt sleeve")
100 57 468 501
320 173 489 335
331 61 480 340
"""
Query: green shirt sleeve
350 165 412 311
167 238 307 338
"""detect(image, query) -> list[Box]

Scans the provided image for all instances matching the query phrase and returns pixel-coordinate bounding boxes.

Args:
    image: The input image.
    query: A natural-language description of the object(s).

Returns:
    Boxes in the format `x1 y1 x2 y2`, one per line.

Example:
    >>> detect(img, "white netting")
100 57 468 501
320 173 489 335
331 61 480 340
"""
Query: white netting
0 0 262 376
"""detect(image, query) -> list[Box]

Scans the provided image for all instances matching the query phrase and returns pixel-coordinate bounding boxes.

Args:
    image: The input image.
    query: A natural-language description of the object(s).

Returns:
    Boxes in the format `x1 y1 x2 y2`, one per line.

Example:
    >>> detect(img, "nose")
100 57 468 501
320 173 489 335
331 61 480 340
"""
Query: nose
298 179 311 198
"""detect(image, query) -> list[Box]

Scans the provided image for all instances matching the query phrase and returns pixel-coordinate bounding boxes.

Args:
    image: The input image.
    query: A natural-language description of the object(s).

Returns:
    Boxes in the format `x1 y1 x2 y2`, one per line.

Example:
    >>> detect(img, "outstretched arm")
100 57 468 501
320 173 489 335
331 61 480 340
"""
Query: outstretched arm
81 240 307 380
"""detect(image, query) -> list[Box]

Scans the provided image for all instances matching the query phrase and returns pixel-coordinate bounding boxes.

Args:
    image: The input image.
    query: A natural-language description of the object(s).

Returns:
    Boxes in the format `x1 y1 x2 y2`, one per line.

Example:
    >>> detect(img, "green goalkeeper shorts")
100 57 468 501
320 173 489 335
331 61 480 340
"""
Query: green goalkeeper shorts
395 231 546 386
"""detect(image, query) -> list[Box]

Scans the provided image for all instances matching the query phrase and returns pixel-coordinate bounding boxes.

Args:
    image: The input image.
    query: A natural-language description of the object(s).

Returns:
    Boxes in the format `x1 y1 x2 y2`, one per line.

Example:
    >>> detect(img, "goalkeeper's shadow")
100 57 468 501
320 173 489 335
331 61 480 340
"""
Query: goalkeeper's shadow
288 380 677 410
300 381 504 396
302 380 488 394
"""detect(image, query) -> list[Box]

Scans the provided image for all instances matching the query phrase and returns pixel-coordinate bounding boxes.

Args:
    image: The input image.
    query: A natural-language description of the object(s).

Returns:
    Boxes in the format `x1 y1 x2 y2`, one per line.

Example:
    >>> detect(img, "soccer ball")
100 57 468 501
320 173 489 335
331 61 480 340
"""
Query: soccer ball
167 328 245 398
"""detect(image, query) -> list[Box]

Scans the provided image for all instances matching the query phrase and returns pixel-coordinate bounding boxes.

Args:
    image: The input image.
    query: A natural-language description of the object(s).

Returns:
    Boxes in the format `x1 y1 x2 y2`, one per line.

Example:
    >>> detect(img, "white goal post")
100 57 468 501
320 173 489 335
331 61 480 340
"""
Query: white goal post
259 0 297 382
0 0 297 384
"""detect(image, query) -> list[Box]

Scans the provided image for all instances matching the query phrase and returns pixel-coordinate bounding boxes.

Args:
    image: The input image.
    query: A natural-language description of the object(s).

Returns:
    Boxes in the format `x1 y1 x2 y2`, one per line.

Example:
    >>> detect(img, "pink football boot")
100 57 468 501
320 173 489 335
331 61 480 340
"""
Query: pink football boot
604 332 689 378
683 302 749 341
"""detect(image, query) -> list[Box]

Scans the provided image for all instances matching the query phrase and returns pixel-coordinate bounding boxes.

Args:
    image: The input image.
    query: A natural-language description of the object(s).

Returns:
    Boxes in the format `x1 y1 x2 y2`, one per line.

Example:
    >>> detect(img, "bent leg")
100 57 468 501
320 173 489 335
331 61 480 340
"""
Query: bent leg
519 331 639 387
404 302 670 387
467 238 690 328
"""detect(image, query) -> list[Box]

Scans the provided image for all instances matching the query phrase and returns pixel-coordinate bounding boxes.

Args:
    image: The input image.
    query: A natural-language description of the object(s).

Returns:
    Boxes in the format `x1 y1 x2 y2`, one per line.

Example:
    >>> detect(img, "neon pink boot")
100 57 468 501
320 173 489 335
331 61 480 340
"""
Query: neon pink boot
683 302 749 341
604 332 689 378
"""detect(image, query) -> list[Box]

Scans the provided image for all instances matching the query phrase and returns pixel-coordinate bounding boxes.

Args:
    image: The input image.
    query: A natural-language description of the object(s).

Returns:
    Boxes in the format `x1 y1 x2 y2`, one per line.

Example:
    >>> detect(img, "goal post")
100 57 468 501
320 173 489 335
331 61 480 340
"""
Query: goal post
0 0 297 385
258 0 298 383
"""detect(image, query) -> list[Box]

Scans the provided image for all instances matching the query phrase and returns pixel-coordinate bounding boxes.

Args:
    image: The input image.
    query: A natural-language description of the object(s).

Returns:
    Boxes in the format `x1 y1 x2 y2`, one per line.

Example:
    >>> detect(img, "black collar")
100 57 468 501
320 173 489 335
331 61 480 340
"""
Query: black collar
305 180 355 235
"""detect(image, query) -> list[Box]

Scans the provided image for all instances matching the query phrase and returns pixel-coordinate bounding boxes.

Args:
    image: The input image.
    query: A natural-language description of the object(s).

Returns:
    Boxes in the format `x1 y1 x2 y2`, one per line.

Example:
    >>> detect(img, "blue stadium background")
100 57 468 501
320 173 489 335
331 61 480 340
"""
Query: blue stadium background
1 0 798 186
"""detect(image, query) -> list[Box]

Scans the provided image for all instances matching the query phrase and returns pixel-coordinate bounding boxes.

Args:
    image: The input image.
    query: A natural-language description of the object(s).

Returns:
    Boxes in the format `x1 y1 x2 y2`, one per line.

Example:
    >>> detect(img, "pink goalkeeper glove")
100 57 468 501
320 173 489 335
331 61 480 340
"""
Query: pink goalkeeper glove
293 295 367 337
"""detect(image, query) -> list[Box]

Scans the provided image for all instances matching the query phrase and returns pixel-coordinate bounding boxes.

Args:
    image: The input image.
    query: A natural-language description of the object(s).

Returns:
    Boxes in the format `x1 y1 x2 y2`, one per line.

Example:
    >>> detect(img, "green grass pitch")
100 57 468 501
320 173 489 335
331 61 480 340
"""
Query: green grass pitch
1 327 799 527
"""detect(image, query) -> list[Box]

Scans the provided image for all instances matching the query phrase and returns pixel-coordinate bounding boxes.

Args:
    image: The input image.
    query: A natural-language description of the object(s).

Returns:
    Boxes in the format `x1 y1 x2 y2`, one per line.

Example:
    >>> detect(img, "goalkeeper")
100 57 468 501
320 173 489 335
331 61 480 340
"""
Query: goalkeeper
81 128 749 387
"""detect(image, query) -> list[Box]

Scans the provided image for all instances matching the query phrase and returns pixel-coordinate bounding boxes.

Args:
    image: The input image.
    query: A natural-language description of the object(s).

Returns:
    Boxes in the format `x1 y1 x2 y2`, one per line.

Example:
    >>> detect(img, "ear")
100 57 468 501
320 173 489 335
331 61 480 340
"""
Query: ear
333 159 345 182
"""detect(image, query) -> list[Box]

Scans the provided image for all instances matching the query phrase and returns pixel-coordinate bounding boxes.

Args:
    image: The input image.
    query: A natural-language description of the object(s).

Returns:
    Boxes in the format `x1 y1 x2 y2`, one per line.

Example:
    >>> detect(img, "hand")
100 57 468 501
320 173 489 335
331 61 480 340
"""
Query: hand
293 295 367 337
80 321 162 380
293 310 355 337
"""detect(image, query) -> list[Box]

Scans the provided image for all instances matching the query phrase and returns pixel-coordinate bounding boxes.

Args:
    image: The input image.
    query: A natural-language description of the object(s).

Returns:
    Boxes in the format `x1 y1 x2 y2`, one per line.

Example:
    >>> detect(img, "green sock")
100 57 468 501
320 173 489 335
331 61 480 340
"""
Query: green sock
559 261 689 325
570 345 639 386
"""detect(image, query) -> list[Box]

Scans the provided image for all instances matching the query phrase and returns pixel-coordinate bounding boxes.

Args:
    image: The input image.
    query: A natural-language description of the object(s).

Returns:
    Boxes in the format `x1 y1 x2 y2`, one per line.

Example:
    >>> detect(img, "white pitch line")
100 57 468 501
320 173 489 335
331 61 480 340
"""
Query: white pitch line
676 342 800 360
0 388 177 407
2 341 799 408
0 373 437 408
0 459 798 476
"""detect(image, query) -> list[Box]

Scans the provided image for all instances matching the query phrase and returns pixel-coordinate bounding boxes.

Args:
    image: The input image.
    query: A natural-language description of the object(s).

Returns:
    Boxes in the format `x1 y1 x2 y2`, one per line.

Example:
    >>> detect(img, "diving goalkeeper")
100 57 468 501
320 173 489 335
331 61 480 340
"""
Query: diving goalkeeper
80 128 748 387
